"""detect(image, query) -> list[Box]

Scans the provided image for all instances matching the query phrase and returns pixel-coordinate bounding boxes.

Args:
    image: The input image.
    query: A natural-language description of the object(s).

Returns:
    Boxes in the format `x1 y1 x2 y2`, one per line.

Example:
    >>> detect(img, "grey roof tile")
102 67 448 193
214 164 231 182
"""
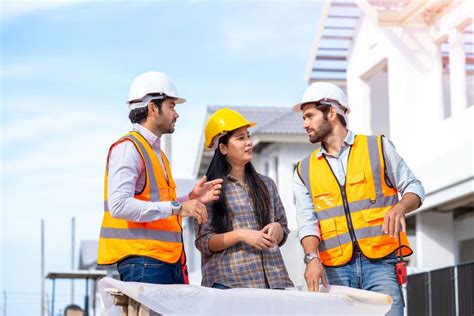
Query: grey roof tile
207 106 305 135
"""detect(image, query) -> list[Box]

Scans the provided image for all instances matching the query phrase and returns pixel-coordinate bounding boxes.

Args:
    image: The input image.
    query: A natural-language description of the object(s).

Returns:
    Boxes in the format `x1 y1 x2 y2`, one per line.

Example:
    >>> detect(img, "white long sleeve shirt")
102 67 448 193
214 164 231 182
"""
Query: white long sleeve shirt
107 123 189 222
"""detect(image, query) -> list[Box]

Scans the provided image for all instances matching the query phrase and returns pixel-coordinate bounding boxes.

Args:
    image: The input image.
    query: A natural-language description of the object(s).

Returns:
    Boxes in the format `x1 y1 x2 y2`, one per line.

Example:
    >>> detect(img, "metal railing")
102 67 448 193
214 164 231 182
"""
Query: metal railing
407 262 473 316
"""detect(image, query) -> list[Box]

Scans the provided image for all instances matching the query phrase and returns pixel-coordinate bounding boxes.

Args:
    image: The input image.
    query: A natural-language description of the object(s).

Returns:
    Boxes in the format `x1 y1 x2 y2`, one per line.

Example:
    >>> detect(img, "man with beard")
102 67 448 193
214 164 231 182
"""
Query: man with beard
292 82 424 316
98 71 223 284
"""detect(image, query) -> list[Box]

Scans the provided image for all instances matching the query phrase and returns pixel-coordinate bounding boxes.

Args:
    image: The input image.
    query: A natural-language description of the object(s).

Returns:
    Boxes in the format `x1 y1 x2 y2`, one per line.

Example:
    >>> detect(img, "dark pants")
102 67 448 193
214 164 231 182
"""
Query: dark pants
117 256 184 284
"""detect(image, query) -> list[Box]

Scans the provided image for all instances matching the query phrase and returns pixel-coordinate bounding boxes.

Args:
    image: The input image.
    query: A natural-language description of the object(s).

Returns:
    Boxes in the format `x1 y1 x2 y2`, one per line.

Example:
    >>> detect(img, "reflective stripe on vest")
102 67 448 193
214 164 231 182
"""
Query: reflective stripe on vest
98 131 182 265
299 135 412 267
126 133 161 202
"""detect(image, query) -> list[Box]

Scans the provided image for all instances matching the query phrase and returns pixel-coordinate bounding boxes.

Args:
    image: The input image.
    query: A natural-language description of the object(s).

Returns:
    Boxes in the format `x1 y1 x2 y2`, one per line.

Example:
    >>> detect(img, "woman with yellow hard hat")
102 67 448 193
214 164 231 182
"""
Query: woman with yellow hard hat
195 108 293 289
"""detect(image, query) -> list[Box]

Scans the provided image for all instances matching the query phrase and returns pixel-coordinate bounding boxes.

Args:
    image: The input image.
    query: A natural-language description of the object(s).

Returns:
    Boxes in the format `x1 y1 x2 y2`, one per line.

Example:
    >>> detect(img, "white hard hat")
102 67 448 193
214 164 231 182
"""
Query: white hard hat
292 82 350 117
127 71 186 110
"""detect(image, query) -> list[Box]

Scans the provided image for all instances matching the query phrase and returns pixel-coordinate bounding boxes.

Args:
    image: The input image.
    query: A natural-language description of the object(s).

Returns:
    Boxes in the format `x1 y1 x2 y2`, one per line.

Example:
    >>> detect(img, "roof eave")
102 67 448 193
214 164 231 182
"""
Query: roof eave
304 0 333 84
252 133 309 147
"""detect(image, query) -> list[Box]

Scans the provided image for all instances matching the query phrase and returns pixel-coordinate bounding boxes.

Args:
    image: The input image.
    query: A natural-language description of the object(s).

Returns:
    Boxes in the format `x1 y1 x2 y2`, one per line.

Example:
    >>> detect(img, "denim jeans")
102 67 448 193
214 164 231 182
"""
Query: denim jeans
117 256 184 284
324 252 404 316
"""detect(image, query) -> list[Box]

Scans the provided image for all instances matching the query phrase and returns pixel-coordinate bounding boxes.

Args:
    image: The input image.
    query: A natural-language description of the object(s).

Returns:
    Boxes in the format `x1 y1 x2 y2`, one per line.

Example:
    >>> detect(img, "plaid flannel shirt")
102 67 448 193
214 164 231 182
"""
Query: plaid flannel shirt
195 174 294 289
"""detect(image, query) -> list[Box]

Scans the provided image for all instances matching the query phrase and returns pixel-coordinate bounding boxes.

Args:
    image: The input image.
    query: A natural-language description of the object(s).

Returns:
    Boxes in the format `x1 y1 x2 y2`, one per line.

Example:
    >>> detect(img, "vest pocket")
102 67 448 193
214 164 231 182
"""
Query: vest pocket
313 191 334 211
348 171 366 184
348 172 369 197
319 218 343 258
360 208 398 247
370 234 398 247
320 217 337 234
362 207 387 223
320 218 339 244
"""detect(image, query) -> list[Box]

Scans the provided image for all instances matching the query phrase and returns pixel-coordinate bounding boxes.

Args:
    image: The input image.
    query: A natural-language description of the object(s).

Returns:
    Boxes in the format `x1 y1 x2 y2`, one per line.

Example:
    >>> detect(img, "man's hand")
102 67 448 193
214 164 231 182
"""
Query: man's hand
304 258 328 292
190 176 223 204
239 229 276 250
180 200 207 224
382 203 407 237
260 222 283 245
382 193 421 237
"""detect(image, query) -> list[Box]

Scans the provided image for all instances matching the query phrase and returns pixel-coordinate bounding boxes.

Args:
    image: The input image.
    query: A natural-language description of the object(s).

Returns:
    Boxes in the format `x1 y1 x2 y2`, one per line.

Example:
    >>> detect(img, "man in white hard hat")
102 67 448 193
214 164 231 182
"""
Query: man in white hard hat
292 82 425 315
97 71 223 285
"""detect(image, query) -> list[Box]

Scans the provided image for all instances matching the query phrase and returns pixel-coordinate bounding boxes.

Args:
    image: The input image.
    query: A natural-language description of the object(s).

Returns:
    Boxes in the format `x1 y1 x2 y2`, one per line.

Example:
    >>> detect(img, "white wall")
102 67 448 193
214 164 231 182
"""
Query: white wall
416 211 455 269
453 210 474 263
349 18 445 160
368 69 390 137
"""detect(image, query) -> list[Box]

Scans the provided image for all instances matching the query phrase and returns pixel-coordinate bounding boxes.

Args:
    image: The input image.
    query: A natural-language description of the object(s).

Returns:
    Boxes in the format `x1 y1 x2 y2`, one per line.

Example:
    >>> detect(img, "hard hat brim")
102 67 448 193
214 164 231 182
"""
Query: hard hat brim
292 100 350 114
127 95 186 110
204 121 256 150
292 101 314 112
173 97 186 104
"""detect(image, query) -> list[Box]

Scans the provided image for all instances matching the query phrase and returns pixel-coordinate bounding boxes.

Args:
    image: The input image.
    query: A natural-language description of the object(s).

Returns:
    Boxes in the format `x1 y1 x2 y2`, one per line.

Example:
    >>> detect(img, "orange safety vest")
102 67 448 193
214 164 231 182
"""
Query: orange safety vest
298 135 412 267
97 131 183 265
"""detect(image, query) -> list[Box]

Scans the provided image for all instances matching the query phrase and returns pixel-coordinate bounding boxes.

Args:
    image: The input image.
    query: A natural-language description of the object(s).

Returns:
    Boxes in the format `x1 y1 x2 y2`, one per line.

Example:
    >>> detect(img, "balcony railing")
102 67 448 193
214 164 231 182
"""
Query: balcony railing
407 261 474 316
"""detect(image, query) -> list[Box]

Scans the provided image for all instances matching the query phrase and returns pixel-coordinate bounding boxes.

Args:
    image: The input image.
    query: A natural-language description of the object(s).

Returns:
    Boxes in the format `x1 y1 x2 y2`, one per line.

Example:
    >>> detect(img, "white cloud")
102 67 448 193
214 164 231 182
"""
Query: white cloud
0 0 85 19
1 56 79 80
3 111 97 144
0 56 128 93
1 95 126 200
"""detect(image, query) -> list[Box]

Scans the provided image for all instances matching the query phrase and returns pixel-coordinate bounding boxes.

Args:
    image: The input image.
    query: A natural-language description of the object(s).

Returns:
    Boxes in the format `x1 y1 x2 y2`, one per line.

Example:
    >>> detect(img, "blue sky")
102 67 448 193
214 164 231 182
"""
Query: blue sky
1 1 323 314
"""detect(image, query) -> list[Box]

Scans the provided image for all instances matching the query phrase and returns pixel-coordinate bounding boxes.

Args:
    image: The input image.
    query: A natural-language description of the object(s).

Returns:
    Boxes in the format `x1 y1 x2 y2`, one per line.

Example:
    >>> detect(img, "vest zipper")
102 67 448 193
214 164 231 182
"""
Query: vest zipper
339 184 357 245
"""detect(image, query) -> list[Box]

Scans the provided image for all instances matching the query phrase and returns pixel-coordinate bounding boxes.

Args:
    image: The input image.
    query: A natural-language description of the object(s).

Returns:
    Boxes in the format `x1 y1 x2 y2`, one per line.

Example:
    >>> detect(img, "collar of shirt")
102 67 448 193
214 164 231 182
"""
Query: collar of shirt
227 175 238 182
316 129 355 158
132 123 161 152
226 174 247 187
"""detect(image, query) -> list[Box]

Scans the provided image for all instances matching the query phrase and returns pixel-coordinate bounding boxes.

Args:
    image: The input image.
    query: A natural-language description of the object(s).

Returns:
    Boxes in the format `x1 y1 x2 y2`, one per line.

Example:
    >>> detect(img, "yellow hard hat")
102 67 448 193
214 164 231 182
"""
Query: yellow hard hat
204 108 256 149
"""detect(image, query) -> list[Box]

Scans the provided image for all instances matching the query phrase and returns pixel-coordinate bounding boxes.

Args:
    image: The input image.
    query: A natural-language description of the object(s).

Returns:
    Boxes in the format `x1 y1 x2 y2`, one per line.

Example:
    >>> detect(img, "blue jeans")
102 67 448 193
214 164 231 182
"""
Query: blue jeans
117 256 184 284
324 252 404 316
212 283 230 289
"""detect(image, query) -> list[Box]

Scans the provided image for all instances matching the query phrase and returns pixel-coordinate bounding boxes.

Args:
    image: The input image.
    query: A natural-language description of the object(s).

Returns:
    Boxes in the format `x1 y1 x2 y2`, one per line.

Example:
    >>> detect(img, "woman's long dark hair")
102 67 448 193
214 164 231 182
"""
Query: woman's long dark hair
205 131 271 233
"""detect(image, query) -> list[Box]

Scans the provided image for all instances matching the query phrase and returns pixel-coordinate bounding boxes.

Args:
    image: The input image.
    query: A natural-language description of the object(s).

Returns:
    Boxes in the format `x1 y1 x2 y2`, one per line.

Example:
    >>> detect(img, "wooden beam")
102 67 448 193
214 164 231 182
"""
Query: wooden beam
321 35 353 40
326 26 356 30
318 47 349 51
327 14 359 19
316 55 347 61
331 1 358 8
304 0 332 84
312 68 346 72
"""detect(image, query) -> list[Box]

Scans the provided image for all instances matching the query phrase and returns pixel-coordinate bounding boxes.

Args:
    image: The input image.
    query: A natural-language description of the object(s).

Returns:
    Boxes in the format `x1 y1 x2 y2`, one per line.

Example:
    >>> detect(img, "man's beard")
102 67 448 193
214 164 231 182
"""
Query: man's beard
156 126 175 135
309 119 332 143
162 121 176 134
